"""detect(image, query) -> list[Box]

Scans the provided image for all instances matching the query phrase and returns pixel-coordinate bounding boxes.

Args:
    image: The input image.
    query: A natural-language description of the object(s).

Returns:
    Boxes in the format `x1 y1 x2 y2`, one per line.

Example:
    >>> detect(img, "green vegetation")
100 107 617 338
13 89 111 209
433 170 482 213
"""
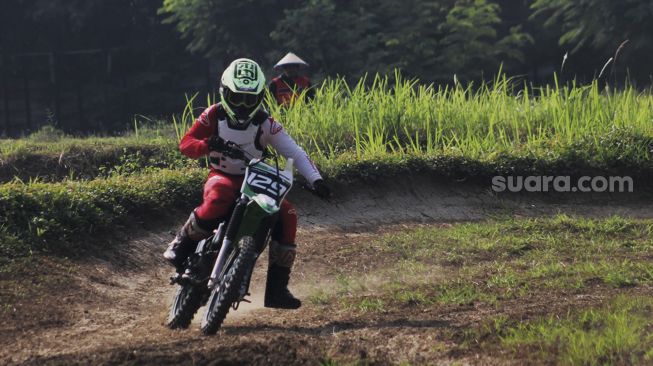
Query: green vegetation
268 0 530 80
0 125 192 182
307 215 653 364
385 215 653 299
311 215 653 309
533 0 653 67
5 0 652 136
0 168 204 258
502 295 653 365
272 75 653 168
1 75 651 264
161 0 652 83
3 75 652 184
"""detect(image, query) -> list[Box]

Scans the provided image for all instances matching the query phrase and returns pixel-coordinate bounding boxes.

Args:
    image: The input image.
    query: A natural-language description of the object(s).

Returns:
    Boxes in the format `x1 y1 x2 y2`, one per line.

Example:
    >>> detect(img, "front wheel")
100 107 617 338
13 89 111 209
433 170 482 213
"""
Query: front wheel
167 284 203 329
200 236 257 335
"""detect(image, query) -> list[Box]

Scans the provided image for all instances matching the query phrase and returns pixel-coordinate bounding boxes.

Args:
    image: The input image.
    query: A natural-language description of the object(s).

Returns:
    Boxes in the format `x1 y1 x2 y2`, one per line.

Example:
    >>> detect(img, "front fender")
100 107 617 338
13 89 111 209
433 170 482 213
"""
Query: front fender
234 194 279 250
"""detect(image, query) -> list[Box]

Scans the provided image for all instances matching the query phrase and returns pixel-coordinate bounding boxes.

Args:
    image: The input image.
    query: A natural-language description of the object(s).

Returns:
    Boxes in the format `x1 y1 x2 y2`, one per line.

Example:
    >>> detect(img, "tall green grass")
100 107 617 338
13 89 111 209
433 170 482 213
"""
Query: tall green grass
164 72 653 178
267 73 653 161
3 72 652 182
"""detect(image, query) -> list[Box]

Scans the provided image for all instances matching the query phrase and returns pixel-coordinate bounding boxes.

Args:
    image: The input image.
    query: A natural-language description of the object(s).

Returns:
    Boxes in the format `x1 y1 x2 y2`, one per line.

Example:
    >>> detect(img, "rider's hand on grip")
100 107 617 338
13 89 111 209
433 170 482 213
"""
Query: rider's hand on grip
312 179 331 199
226 148 245 161
208 135 227 152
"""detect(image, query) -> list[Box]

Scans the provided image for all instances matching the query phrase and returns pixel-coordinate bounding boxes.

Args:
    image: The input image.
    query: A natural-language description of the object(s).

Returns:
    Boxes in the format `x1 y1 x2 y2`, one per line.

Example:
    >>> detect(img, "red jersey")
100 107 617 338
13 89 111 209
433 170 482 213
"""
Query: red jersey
269 75 313 106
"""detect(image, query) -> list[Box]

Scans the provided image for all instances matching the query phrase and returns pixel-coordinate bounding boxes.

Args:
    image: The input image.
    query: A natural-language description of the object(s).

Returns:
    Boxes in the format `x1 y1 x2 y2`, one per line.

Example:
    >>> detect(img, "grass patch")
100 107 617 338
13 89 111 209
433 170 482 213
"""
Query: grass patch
502 295 653 365
307 288 332 306
354 298 386 312
0 168 205 257
270 75 653 163
313 215 653 316
435 282 497 306
302 217 653 363
378 215 653 265
0 137 193 183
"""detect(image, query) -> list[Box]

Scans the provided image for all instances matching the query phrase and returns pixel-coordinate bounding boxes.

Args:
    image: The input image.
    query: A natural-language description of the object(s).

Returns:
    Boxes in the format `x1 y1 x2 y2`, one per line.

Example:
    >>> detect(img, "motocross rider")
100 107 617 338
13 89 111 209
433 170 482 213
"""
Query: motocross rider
164 58 330 309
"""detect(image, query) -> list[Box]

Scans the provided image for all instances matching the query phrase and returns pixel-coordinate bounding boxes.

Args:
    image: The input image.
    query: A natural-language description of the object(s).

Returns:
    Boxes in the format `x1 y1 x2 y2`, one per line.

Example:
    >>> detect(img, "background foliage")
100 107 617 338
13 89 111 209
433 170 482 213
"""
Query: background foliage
1 0 652 135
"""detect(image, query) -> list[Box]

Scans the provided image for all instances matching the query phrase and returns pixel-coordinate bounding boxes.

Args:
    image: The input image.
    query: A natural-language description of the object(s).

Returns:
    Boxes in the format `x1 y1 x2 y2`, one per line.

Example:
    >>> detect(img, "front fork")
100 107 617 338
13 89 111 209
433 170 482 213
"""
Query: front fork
207 197 247 289
207 194 279 291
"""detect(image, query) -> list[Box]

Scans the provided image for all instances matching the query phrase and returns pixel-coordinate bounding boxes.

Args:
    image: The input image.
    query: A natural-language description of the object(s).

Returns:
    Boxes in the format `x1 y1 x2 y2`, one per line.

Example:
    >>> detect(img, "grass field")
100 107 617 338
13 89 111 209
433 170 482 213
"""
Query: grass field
309 215 653 365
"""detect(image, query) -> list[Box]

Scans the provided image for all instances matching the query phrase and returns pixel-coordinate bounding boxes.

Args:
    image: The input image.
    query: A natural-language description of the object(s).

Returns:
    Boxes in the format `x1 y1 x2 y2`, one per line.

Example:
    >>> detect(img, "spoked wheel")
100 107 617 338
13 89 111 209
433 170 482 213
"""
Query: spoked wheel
167 283 203 329
200 236 257 335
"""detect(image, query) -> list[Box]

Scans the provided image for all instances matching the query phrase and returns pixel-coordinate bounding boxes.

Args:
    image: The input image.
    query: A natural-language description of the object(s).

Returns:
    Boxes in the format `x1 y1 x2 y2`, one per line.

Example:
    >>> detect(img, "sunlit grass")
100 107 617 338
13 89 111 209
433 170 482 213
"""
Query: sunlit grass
265 73 653 163
502 295 653 365
310 214 653 311
2 72 652 182
301 216 653 363
164 72 653 174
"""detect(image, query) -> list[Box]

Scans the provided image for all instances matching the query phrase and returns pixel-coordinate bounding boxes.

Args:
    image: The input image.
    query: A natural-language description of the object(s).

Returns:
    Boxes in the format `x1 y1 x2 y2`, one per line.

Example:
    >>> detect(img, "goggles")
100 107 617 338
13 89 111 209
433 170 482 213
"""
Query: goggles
224 89 262 108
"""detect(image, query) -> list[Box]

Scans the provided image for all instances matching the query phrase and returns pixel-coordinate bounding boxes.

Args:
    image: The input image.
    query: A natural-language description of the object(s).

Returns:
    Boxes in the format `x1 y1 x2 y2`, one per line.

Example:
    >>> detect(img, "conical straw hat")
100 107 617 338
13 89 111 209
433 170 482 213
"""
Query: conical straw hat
274 52 309 69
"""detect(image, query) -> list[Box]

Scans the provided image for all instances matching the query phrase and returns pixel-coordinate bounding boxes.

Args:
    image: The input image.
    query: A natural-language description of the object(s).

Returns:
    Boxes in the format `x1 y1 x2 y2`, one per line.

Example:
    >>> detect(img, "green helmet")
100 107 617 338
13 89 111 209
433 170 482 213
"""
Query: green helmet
220 58 266 128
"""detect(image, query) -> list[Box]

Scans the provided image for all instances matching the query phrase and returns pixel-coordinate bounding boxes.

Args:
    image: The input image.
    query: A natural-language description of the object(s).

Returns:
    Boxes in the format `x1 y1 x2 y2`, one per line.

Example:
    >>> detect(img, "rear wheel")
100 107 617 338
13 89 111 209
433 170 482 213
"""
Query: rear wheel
167 284 203 329
200 236 257 335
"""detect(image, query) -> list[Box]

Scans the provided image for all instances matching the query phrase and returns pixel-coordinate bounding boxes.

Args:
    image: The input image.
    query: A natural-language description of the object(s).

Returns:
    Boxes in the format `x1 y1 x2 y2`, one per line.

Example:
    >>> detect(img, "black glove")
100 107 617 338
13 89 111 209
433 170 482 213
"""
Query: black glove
208 135 227 152
312 179 331 199
225 148 245 161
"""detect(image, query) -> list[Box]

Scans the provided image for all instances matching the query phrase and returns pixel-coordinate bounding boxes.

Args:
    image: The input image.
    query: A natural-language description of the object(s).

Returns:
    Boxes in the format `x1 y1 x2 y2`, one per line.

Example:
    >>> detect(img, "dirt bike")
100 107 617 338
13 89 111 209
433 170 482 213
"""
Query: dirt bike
166 142 314 335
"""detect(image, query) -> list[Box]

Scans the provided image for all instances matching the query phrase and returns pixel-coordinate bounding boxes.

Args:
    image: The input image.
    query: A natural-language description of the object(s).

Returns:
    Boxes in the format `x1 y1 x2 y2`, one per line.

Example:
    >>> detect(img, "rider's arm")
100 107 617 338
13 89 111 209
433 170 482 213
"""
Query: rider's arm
179 105 217 159
262 118 322 184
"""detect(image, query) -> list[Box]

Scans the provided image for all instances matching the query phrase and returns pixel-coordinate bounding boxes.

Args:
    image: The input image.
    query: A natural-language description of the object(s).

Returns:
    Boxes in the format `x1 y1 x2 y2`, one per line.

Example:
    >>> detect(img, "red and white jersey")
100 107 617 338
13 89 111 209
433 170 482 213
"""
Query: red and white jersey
179 103 322 183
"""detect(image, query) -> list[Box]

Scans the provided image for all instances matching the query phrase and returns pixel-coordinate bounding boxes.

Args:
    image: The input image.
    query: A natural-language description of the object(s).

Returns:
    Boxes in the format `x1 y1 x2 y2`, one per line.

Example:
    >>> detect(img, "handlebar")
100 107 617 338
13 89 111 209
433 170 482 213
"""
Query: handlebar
220 140 262 166
218 138 330 201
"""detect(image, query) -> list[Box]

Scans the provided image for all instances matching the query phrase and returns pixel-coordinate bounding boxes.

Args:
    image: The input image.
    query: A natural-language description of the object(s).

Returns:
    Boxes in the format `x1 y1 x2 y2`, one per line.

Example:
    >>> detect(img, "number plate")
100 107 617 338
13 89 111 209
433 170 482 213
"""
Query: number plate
242 162 292 201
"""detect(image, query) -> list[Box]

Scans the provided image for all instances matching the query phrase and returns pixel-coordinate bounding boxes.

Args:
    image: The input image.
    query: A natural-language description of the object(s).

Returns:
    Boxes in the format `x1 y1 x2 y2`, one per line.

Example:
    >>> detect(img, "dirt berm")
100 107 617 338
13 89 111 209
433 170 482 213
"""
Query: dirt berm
2 175 652 365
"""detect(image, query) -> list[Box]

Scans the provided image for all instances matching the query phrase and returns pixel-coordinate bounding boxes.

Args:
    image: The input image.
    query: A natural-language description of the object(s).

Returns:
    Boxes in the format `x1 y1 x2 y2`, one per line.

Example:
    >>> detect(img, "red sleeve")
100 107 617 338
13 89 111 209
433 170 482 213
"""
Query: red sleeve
179 105 218 159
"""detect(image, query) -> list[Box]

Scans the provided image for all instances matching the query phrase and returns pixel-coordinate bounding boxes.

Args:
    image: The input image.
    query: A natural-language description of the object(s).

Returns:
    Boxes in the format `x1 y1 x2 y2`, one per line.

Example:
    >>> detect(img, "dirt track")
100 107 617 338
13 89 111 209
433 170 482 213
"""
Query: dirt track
3 177 652 365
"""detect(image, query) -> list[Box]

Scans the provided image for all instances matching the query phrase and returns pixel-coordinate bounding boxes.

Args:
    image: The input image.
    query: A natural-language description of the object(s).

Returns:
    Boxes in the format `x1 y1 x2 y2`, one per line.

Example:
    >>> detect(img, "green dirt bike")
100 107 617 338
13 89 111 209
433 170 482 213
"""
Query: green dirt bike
166 143 311 335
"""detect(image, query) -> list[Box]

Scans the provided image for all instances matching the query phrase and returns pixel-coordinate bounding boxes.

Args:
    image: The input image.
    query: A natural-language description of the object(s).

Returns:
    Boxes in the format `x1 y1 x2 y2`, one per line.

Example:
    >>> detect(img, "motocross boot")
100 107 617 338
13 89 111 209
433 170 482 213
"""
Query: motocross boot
264 241 301 309
164 211 212 272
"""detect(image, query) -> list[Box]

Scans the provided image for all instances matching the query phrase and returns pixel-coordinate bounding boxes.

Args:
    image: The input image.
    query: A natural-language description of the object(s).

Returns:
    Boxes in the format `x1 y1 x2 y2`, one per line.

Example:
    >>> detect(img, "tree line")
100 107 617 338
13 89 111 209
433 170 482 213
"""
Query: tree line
1 0 651 135
161 0 652 83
